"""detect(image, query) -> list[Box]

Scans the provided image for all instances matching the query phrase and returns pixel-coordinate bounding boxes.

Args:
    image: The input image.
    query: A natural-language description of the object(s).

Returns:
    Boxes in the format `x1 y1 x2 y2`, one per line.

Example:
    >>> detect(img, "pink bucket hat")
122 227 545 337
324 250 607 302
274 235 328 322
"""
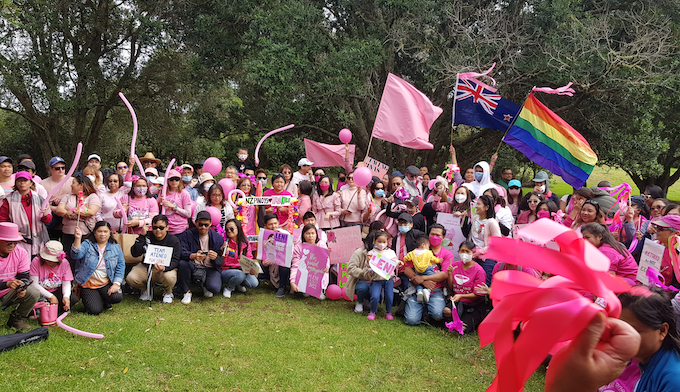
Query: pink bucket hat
0 222 24 242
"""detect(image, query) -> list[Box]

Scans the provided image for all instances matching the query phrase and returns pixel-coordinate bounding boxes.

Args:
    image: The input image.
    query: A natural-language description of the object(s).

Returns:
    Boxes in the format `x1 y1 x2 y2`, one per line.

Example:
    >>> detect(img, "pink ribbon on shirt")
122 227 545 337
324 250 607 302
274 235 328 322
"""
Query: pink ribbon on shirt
532 82 575 96
479 219 631 392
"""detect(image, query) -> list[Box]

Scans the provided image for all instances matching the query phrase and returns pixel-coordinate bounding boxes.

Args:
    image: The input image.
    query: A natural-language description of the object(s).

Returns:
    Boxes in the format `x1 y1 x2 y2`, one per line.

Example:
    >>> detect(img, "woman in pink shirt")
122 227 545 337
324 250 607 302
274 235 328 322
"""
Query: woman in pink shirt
236 177 258 237
581 223 638 285
290 224 329 298
297 181 313 226
445 241 488 334
516 191 543 224
262 173 293 225
159 169 192 235
312 175 341 229
220 219 258 298
340 172 367 227
30 240 74 313
99 173 128 233
115 176 159 234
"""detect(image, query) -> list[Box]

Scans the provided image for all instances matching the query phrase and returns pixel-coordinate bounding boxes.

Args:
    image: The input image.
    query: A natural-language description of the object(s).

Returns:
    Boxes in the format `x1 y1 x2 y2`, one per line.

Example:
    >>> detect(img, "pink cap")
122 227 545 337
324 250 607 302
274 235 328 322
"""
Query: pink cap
167 169 182 180
14 171 33 182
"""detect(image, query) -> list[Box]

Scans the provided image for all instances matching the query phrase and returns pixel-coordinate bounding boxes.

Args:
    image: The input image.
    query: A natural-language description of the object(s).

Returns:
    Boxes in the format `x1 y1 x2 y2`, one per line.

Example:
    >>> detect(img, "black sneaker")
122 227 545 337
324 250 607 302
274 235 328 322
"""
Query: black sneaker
275 287 286 298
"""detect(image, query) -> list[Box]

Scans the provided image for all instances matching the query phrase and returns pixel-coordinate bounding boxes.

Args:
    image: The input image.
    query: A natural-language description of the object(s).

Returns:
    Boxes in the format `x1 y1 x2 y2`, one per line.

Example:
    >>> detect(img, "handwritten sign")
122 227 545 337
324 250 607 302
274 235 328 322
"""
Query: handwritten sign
245 196 292 206
143 245 173 266
239 256 263 275
637 240 665 285
369 252 399 280
436 213 467 259
363 156 389 179
326 226 364 265
257 229 293 268
295 244 329 298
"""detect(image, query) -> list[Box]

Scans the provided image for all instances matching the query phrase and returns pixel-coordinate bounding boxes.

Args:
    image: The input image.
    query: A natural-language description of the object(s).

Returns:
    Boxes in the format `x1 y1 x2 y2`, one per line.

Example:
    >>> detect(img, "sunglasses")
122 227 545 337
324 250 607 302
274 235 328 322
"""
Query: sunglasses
3 241 18 245
257 177 267 180
509 186 520 190
528 200 540 204
118 165 128 169
168 178 180 182
197 222 211 228
653 225 671 232
152 226 167 231
52 166 66 171
392 182 402 186
226 227 236 232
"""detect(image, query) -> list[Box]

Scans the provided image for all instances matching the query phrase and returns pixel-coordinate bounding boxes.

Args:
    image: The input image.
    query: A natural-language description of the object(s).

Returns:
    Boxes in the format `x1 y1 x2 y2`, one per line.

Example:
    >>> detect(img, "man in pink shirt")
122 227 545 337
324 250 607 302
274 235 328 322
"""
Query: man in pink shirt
0 222 39 330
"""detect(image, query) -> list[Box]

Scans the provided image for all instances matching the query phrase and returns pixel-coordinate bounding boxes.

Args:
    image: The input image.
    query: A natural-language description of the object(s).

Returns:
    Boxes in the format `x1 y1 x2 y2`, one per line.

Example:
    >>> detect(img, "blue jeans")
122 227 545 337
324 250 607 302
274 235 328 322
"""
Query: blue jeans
404 291 445 325
369 279 394 314
220 269 259 291
355 280 371 303
415 266 435 291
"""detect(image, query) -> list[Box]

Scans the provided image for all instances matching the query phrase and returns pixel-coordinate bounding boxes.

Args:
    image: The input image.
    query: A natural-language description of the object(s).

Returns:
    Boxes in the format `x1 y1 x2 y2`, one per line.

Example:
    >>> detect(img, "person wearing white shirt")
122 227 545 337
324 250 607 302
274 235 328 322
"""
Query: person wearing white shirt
291 158 313 190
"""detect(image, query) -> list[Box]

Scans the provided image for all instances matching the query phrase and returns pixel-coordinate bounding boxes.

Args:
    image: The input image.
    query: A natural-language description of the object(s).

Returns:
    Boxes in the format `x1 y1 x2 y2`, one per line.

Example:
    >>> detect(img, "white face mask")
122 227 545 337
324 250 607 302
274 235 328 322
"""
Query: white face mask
538 185 546 193
455 194 467 203
86 175 96 183
204 183 212 192
238 154 248 161
459 253 473 262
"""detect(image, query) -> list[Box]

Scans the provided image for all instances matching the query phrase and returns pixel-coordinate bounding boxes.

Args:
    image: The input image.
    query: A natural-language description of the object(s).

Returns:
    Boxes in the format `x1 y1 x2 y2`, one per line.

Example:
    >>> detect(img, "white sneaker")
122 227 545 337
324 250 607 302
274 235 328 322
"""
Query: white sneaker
236 285 247 293
423 288 431 303
203 287 214 298
139 290 152 301
319 293 326 300
181 292 192 304
162 293 173 304
222 287 232 298
354 302 364 313
416 289 424 303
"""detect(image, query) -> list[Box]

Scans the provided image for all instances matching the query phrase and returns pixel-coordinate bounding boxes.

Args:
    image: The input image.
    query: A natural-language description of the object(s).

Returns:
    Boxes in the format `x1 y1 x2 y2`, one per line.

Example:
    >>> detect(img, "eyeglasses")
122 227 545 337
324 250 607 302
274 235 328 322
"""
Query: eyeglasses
653 225 671 232
168 178 180 182
117 166 128 169
3 241 18 245
226 227 236 232
257 177 267 180
197 222 211 228
52 166 66 171
152 226 167 231
392 182 402 186
651 205 665 211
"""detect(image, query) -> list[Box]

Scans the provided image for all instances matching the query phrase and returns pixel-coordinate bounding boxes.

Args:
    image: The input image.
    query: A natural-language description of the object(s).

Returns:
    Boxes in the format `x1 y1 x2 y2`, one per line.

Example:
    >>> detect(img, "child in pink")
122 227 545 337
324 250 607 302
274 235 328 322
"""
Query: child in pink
29 241 74 313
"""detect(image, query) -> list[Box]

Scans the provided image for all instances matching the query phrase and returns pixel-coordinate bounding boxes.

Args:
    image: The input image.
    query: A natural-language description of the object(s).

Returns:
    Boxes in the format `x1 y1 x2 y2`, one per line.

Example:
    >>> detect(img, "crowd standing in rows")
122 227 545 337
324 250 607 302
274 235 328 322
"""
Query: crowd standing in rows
1 146 679 390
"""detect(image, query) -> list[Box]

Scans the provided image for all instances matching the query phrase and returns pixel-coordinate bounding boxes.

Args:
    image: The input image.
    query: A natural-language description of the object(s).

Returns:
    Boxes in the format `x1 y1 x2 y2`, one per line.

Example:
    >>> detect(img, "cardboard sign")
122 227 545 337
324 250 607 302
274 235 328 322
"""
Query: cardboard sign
245 196 292 206
326 226 364 265
637 240 665 285
513 224 560 251
143 245 173 267
257 229 293 268
239 256 264 275
436 213 467 259
369 252 399 280
363 156 389 179
295 244 329 299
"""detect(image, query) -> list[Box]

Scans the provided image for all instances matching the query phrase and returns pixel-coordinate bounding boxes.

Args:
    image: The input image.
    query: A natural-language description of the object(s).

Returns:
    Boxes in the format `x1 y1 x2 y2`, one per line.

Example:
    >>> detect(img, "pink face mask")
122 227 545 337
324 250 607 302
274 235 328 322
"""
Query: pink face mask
429 235 443 246
537 210 550 220
319 183 330 191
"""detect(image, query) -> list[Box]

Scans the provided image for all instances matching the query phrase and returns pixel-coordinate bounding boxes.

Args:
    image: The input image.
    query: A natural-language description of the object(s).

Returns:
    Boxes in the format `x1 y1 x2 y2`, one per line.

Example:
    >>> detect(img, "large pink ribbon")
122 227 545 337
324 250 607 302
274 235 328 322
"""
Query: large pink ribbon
458 63 497 89
118 92 138 157
41 142 83 212
532 82 575 96
480 219 631 392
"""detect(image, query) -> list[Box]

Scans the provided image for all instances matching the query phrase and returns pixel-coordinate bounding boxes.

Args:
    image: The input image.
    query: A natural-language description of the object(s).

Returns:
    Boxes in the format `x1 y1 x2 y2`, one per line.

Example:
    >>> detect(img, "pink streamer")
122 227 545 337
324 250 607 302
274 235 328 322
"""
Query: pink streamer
647 267 679 291
254 124 295 166
160 158 176 215
41 142 83 211
458 63 497 88
56 312 104 339
480 219 632 392
532 82 575 96
115 197 128 232
118 92 138 157
445 303 465 335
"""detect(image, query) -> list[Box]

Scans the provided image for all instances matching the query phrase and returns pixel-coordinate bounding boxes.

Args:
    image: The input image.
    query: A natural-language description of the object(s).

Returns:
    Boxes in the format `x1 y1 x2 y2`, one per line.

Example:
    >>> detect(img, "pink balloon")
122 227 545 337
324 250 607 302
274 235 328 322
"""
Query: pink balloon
205 206 222 227
218 178 235 194
326 284 342 300
203 157 222 176
352 166 373 187
339 128 352 144
428 179 438 190
56 312 104 339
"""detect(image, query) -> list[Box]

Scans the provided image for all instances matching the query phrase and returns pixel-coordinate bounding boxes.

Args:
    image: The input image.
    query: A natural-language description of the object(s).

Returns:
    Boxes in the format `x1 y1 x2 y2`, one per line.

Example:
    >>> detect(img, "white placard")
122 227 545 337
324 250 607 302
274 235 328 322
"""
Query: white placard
636 240 665 285
143 244 173 266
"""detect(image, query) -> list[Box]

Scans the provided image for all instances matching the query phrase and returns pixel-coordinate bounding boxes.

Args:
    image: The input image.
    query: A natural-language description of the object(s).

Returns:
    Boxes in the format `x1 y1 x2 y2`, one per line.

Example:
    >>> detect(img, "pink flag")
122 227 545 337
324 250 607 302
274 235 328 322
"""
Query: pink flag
304 139 355 168
371 73 443 150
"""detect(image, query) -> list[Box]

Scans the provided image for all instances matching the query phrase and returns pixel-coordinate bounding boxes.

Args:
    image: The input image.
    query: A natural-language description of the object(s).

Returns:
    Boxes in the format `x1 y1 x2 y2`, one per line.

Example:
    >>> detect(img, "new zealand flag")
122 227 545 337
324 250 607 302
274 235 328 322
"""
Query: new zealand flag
453 78 521 132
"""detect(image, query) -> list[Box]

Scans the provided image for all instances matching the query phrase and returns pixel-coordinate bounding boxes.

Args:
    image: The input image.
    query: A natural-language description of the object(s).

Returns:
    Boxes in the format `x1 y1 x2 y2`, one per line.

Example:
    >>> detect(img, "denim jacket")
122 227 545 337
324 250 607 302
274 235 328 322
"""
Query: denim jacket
71 240 126 286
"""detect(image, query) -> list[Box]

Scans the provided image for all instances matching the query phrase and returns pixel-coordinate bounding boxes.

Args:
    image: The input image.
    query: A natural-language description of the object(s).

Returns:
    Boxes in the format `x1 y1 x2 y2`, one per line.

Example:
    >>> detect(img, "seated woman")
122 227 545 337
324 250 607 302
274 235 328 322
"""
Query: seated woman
516 191 543 224
581 223 638 285
71 221 125 315
345 234 376 314
220 219 258 298
561 187 594 228
290 224 329 300
30 240 76 313
443 241 487 334
571 200 605 233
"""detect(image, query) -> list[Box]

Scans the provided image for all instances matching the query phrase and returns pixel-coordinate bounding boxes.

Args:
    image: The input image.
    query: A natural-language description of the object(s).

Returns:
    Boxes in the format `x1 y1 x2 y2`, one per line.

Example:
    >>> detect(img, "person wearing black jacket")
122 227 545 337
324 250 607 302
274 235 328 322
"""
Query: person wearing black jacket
126 215 181 304
385 196 427 233
176 211 225 304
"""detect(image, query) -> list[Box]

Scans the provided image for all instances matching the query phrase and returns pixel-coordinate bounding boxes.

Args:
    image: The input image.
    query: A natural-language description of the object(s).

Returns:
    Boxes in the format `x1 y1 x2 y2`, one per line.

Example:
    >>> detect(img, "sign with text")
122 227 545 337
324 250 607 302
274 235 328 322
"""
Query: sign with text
239 256 264 275
326 226 363 265
637 240 665 285
143 245 173 266
245 196 292 206
436 213 467 260
257 229 293 268
363 156 389 179
369 252 399 280
295 244 329 299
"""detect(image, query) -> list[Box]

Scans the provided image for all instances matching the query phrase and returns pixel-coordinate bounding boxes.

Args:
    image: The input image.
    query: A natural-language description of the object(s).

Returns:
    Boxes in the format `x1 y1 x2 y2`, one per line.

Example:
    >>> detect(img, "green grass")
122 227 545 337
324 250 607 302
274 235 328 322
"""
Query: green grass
547 165 680 201
0 286 546 391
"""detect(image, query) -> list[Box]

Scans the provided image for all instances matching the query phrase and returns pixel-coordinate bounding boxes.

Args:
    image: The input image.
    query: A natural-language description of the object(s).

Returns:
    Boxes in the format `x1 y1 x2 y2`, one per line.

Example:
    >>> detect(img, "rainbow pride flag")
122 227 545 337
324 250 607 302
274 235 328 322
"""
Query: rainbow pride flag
504 93 597 189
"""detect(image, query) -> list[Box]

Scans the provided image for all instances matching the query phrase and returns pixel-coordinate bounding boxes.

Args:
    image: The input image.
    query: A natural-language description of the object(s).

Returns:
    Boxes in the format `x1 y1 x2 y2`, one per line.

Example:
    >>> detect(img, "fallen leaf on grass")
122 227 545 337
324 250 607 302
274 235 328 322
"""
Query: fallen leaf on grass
123 367 129 374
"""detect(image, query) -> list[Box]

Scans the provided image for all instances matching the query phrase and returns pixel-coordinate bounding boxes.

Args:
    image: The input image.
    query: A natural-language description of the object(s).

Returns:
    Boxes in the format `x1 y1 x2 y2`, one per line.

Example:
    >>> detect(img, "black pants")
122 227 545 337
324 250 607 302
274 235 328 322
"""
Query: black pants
42 286 79 315
80 283 123 315
61 233 77 276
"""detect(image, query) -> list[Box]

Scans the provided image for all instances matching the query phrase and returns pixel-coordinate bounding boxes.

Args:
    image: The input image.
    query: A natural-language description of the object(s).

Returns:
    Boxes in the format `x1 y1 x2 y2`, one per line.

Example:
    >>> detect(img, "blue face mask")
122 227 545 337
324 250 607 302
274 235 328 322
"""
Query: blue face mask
398 225 411 234
474 172 483 181
182 176 193 183
375 189 385 198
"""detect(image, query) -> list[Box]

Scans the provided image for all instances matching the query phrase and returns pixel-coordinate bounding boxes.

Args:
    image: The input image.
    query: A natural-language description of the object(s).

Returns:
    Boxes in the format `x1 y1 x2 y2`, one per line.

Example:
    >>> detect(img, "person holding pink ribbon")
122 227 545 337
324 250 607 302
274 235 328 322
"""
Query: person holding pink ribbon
650 215 680 286
263 173 293 226
30 240 75 313
114 176 159 235
159 169 192 235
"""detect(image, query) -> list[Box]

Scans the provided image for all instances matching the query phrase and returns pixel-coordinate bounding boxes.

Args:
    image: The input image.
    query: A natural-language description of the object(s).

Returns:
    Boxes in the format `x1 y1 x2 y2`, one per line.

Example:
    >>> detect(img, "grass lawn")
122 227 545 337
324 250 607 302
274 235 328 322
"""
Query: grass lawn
0 286 546 392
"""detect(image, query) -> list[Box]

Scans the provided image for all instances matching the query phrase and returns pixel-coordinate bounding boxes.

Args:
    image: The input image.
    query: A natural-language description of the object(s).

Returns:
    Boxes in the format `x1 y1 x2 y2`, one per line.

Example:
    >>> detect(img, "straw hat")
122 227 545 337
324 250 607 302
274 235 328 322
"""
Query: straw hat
139 152 161 165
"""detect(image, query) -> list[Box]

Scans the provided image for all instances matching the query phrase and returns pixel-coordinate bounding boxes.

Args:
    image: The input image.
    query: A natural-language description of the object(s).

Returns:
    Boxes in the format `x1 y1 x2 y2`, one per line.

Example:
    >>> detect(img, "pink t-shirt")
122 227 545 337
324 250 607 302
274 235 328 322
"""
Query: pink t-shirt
450 260 486 303
599 244 638 284
30 256 73 293
60 193 102 235
0 246 30 297
164 190 192 235
263 189 293 225
120 195 159 234
403 246 453 289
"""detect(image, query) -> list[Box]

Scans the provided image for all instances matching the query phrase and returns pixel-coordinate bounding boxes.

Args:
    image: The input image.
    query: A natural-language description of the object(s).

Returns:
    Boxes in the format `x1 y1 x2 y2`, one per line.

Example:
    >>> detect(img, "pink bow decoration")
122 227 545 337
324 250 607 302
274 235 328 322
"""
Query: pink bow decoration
532 82 575 96
459 63 497 89
394 186 410 200
479 219 631 392
428 176 449 190
647 267 679 291
130 174 140 183
442 163 460 183
445 303 465 335
237 172 246 178
600 183 633 235
551 209 565 223
56 252 67 263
